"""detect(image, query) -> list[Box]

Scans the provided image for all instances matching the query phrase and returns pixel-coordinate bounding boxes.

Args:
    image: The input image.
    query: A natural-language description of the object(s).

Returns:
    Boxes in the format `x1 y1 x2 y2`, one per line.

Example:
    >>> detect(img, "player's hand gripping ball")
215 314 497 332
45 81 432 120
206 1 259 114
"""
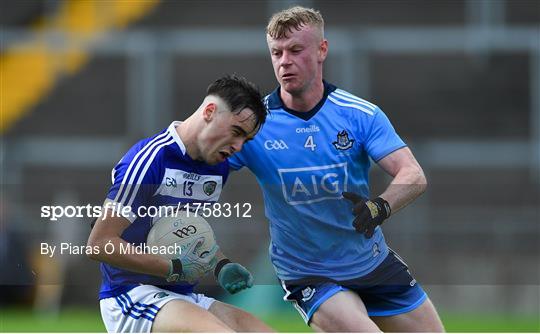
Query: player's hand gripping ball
216 261 253 294
342 192 391 238
178 238 218 283
147 210 219 283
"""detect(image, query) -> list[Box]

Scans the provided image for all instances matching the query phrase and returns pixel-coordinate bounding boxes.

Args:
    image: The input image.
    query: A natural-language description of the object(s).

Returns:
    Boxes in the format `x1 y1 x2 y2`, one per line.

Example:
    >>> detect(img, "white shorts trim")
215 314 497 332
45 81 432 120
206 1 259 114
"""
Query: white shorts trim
100 285 216 333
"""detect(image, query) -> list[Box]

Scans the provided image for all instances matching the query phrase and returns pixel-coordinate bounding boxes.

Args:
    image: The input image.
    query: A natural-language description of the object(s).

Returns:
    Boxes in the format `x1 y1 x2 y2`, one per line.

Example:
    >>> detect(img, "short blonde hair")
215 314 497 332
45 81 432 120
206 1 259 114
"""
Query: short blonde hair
266 6 324 39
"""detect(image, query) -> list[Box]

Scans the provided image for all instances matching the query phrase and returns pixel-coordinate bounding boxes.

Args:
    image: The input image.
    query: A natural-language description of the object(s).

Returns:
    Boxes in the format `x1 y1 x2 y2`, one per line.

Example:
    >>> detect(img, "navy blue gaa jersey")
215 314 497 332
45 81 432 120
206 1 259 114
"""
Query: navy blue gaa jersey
99 121 229 299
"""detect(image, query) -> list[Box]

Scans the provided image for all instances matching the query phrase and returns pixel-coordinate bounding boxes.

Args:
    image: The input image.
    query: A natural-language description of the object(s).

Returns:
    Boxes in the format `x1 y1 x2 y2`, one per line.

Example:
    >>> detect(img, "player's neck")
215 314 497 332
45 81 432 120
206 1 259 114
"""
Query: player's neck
280 81 324 112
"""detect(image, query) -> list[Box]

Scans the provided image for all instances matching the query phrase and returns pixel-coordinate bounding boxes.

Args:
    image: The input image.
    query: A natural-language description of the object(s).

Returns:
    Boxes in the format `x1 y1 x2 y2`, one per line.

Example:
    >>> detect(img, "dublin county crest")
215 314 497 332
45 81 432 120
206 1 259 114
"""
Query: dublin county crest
301 286 316 302
333 130 355 150
203 181 217 196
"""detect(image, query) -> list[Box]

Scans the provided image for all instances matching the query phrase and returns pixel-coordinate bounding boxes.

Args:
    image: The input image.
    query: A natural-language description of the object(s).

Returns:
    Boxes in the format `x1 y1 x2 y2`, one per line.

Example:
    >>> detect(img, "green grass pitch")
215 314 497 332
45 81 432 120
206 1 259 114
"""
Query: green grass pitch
1 308 539 332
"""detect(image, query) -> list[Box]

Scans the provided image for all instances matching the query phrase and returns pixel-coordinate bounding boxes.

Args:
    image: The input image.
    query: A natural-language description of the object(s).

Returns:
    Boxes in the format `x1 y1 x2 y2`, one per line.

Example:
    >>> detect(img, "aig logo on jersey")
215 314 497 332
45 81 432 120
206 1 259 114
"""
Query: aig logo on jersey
278 163 348 205
264 139 288 150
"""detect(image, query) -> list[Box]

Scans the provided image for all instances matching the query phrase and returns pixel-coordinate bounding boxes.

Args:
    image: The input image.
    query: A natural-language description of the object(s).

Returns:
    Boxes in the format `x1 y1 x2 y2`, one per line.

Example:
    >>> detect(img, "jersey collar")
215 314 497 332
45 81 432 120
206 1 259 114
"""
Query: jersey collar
266 80 337 121
167 121 187 155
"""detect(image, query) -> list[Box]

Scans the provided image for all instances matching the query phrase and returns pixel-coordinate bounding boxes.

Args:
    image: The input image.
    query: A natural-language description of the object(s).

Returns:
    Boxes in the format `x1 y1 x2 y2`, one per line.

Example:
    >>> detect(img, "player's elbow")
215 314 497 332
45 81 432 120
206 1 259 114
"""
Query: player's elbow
86 235 106 261
416 166 428 194
87 252 100 261
86 238 99 261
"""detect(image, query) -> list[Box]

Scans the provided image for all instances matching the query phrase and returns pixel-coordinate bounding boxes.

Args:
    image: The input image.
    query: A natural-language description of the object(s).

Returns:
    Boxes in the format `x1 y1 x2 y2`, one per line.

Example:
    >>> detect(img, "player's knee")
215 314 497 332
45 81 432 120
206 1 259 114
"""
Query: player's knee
152 300 234 332
233 311 272 332
312 310 381 332
208 301 273 332
312 304 379 332
311 291 381 332
312 313 378 332
419 298 445 332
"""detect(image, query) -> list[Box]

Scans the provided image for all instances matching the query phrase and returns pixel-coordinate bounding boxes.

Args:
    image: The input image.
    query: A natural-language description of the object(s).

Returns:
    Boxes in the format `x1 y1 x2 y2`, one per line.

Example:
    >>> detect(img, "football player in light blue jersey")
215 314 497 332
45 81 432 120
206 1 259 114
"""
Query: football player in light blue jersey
228 7 445 332
87 75 273 332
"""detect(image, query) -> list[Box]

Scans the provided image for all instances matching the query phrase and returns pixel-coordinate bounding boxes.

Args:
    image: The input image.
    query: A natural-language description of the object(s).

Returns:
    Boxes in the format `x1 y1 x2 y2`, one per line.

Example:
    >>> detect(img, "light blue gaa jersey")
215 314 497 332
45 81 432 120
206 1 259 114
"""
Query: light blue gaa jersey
229 82 406 281
99 121 229 299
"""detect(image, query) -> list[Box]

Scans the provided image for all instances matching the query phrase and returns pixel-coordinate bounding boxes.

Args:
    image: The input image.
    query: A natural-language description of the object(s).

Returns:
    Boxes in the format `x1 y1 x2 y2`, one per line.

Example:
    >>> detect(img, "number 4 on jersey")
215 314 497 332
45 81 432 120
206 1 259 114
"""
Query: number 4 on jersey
304 135 317 151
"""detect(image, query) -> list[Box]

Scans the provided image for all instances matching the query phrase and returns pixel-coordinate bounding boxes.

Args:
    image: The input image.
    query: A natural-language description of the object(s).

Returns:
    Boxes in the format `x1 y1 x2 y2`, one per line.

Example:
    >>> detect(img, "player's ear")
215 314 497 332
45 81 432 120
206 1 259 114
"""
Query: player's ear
203 103 217 122
318 39 328 62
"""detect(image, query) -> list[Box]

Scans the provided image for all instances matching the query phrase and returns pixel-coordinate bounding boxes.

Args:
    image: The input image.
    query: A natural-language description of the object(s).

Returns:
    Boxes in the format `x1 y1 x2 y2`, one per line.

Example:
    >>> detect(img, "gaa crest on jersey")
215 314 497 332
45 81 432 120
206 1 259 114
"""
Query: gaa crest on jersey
332 130 355 150
203 181 217 196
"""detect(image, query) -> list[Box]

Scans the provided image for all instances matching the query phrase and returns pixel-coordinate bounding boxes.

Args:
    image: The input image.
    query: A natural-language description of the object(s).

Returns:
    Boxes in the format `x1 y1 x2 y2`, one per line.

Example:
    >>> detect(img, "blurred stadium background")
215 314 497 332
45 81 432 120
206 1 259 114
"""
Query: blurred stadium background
1 0 539 332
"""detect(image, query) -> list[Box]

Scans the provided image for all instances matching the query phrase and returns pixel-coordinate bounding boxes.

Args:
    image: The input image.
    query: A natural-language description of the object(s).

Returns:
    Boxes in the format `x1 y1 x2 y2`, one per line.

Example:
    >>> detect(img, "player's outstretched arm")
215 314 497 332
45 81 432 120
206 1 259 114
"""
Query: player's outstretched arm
376 146 427 214
214 249 254 294
343 147 426 238
87 210 218 283
86 209 171 278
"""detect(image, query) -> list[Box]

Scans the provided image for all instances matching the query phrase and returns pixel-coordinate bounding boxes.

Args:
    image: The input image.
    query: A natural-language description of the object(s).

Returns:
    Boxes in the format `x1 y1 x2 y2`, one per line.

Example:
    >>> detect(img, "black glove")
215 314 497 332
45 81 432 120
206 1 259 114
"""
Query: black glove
342 192 391 238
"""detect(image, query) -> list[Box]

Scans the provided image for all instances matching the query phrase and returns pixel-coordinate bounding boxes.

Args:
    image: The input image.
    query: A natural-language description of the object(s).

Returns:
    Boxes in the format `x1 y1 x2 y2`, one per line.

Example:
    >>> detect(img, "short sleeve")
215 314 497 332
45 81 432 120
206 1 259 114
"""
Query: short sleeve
105 148 162 222
363 108 407 162
228 151 246 171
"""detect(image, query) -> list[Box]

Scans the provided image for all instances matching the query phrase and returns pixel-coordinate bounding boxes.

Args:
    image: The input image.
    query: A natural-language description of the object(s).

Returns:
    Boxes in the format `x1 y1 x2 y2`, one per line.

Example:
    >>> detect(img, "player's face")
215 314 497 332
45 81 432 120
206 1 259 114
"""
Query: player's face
267 25 327 95
200 107 259 165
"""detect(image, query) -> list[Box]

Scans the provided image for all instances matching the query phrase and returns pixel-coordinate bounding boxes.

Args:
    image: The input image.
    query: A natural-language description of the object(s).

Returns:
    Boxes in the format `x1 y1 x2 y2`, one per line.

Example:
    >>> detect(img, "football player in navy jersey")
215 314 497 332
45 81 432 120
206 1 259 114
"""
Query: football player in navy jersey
87 75 273 332
228 7 445 332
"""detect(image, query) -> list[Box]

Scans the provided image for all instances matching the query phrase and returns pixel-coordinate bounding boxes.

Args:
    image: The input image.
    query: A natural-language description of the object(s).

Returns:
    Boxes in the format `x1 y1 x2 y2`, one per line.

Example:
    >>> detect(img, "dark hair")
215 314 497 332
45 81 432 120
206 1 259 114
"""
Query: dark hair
206 74 267 130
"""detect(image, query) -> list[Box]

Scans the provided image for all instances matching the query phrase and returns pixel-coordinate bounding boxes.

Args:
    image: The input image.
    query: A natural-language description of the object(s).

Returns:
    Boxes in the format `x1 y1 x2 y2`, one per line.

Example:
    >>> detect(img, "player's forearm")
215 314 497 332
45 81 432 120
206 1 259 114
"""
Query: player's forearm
379 165 427 214
87 236 170 278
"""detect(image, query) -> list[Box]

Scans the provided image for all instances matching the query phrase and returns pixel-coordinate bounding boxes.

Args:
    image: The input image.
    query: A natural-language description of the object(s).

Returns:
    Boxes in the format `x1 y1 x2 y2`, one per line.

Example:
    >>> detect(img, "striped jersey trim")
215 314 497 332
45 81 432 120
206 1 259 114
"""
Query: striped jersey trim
113 133 175 210
113 131 169 203
331 91 376 111
126 137 176 208
328 94 375 115
119 135 173 206
167 121 187 155
115 293 160 321
335 89 377 109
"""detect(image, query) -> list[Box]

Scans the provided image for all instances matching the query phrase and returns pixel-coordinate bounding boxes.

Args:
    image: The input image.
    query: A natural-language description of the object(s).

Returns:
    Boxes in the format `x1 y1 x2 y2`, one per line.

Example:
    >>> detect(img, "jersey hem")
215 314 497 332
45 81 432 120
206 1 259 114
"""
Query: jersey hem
99 284 139 300
275 248 390 282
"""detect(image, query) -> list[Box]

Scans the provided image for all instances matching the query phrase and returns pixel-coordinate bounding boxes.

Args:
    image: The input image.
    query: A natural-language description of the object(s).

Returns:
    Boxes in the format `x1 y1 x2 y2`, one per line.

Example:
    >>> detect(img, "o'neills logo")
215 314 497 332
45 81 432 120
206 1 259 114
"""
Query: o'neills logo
296 125 320 133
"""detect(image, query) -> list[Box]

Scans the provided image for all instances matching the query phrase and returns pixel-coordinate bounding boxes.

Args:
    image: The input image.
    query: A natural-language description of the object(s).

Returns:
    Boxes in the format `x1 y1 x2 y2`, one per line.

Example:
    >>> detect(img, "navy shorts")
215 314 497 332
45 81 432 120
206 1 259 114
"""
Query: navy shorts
280 249 427 323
